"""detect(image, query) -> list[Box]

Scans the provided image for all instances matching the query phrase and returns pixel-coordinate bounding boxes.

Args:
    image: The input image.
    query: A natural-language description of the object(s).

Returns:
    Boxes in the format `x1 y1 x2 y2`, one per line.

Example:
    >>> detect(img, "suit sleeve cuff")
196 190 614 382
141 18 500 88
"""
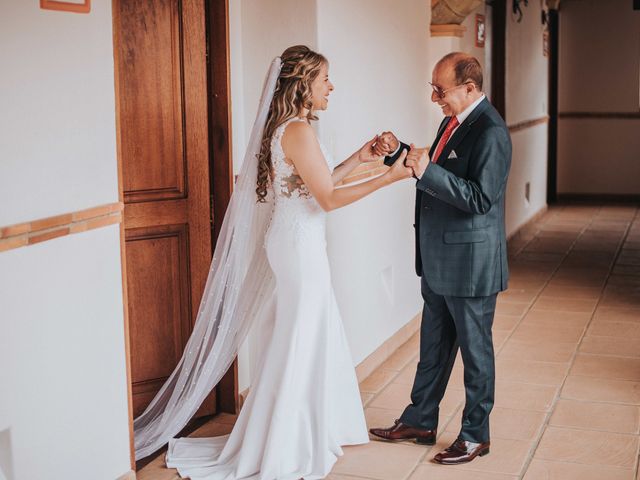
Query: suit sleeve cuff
383 141 411 166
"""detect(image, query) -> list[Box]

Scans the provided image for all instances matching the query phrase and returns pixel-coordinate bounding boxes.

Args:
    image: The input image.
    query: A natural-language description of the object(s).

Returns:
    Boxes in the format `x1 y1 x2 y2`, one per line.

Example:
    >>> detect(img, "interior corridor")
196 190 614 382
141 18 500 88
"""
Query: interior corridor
139 202 640 480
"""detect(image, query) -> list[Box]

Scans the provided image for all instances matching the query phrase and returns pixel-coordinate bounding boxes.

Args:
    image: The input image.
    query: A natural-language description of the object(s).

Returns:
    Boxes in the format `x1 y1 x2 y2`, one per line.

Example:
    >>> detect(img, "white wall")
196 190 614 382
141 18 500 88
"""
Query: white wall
0 0 120 226
316 0 427 365
0 226 131 480
505 1 549 235
230 0 318 175
0 2 131 479
558 0 640 195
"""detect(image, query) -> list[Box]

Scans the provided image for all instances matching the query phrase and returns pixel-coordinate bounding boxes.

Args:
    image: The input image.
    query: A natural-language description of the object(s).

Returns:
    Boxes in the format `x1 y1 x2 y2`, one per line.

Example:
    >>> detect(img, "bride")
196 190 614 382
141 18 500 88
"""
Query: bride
133 45 412 480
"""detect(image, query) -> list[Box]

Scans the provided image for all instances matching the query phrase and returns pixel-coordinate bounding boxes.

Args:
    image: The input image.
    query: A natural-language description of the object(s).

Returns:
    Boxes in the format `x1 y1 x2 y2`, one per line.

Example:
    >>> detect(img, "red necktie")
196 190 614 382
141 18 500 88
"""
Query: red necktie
431 117 459 163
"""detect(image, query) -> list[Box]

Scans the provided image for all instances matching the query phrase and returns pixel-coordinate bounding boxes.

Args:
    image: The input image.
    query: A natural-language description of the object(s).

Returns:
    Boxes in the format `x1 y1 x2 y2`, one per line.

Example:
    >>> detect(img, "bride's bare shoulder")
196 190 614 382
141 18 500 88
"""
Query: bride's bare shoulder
281 119 317 153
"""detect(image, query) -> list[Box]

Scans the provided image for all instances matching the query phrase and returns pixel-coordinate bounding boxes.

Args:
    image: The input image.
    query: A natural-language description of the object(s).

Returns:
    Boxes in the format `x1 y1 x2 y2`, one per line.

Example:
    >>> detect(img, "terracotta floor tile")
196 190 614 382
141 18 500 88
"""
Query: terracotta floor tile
516 252 565 264
446 406 546 441
570 354 640 382
361 392 374 406
532 296 598 313
587 320 640 339
190 420 234 437
438 388 466 418
331 441 425 480
210 413 238 425
368 382 463 416
508 279 549 291
369 382 412 411
538 285 602 299
613 264 640 276
494 381 559 412
534 426 638 468
493 314 521 331
553 265 610 277
524 459 635 480
394 361 466 389
593 307 640 323
325 474 371 480
549 398 640 434
365 406 404 429
607 275 640 288
499 339 576 363
521 309 592 328
493 329 511 350
546 275 606 288
360 369 398 394
618 255 640 267
137 456 180 480
447 366 466 390
509 324 585 344
380 343 419 372
600 290 640 308
495 301 531 316
561 375 640 404
394 362 418 385
422 431 533 476
524 240 573 254
496 358 569 386
580 335 640 358
409 463 518 480
498 289 540 303
563 252 616 267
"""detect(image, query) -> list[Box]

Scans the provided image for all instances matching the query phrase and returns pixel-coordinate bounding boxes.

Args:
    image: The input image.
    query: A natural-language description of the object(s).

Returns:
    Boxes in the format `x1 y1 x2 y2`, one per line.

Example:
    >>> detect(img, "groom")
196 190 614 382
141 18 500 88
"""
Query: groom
369 52 511 465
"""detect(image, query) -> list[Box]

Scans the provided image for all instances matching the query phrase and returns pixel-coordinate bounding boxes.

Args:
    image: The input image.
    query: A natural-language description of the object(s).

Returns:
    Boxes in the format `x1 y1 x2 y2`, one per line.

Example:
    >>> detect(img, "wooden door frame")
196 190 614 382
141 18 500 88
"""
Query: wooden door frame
112 0 235 468
111 1 134 467
206 0 238 415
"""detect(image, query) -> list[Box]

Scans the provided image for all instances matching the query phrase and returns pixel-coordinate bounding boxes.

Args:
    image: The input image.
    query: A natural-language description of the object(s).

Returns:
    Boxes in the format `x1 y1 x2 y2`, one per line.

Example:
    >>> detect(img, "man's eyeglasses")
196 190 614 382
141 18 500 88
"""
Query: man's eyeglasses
429 82 474 99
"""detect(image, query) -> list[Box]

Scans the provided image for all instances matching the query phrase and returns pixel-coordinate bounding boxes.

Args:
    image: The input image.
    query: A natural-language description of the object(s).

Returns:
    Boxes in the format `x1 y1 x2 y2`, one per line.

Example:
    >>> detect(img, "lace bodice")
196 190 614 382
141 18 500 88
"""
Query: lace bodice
270 117 336 204
266 117 336 242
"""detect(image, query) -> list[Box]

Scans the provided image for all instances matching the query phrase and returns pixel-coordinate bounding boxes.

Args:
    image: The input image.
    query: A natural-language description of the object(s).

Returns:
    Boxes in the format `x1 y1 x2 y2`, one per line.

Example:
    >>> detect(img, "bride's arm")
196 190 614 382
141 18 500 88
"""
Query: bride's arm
282 122 411 212
330 153 360 185
330 136 379 185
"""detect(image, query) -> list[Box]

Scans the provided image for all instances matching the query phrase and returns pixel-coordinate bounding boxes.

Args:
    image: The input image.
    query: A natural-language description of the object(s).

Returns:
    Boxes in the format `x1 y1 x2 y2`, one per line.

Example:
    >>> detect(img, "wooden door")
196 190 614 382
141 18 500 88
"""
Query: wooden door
113 0 216 418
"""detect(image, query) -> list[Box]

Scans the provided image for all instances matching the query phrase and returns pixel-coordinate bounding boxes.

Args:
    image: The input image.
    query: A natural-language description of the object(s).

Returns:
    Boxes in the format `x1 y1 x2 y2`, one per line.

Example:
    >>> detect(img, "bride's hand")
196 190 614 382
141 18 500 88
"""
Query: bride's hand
357 135 383 163
385 150 413 183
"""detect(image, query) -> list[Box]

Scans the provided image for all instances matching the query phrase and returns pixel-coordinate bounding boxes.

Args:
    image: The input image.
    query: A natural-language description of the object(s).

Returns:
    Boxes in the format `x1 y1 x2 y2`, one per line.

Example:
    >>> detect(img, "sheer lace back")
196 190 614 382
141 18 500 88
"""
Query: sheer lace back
270 117 313 201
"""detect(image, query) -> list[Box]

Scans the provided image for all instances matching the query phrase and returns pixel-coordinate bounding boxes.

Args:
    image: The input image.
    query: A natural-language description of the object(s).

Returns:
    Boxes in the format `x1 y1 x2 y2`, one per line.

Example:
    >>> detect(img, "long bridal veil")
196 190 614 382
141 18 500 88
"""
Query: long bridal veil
134 58 282 460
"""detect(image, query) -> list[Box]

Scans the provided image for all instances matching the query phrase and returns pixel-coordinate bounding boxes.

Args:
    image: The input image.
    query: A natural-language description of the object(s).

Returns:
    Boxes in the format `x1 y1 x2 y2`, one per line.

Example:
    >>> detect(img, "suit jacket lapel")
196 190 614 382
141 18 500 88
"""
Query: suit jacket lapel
438 97 490 167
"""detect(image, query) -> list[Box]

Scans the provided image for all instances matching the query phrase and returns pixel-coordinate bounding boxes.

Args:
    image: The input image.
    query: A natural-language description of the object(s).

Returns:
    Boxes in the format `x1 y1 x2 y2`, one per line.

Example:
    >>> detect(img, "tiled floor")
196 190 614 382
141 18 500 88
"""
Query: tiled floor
139 203 640 480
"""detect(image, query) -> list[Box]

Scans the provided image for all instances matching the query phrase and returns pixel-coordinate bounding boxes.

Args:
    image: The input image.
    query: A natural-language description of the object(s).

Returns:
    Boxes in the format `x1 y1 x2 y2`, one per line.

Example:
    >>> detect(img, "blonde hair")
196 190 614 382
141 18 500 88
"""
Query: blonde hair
256 45 328 203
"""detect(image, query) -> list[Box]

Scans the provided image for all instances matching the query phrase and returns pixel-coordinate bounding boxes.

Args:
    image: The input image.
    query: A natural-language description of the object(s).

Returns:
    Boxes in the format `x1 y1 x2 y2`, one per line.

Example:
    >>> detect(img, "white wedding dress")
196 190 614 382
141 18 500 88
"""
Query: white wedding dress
165 117 369 479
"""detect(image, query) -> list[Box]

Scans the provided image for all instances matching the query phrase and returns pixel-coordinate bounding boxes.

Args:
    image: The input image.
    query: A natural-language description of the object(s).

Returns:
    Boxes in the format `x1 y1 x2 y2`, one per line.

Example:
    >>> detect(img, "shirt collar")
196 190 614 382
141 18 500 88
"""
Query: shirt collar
455 94 486 125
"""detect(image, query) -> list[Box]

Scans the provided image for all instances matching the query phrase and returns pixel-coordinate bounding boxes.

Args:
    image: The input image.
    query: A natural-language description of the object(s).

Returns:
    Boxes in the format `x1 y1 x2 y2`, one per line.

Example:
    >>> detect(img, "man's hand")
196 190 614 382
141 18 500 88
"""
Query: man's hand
357 135 384 163
373 131 399 157
384 149 413 182
405 143 430 178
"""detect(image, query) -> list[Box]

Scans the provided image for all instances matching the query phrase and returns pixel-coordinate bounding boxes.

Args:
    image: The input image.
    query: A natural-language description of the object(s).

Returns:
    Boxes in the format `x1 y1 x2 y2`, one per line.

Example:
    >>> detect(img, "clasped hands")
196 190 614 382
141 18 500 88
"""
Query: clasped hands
373 131 431 179
355 132 429 181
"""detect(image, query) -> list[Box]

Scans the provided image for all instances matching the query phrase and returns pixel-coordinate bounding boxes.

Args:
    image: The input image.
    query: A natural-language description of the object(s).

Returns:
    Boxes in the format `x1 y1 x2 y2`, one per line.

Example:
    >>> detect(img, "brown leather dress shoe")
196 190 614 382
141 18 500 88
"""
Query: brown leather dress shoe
369 419 436 445
433 438 490 464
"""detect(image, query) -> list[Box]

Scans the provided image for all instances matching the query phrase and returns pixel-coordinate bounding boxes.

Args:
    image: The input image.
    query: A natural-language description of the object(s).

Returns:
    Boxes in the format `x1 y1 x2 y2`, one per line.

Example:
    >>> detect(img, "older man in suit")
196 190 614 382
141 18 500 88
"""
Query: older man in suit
369 52 512 465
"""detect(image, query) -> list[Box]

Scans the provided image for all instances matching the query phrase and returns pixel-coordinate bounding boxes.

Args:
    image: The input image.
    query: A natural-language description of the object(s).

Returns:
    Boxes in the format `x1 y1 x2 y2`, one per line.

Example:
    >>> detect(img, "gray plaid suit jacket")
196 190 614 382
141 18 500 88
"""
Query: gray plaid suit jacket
392 98 512 297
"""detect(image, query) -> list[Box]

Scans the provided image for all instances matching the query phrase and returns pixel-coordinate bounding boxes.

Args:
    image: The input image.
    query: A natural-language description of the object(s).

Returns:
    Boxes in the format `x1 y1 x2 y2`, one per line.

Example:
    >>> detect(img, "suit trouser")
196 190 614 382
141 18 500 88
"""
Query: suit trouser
400 276 497 443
